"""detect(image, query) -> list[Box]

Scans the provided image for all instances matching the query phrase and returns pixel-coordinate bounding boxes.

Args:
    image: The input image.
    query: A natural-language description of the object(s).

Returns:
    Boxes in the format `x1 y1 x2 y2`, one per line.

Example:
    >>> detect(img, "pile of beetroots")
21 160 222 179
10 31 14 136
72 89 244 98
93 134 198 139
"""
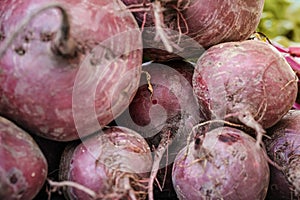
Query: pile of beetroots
0 0 299 200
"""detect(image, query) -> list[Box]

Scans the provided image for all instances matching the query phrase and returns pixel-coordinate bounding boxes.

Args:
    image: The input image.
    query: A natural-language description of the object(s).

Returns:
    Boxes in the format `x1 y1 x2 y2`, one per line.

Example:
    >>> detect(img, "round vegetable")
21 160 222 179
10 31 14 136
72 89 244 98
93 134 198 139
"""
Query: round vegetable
58 126 153 200
115 60 205 200
122 0 264 60
0 0 142 141
265 110 300 199
0 117 48 200
192 40 298 145
116 60 205 141
172 126 270 200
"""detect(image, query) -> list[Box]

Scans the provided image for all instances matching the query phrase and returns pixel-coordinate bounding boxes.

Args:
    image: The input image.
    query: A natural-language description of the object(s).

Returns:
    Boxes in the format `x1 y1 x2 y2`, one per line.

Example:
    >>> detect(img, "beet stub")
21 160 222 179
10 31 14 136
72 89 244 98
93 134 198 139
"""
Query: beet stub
0 117 48 200
57 126 153 200
172 126 270 200
265 110 300 199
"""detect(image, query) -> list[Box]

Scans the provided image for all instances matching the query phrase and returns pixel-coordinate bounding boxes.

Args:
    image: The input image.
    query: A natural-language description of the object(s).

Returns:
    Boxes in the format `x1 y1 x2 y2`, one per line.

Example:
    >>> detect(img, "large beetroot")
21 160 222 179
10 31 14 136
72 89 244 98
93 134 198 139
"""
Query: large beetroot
172 126 270 200
193 40 298 145
0 117 48 200
265 110 300 199
122 0 264 60
0 0 142 141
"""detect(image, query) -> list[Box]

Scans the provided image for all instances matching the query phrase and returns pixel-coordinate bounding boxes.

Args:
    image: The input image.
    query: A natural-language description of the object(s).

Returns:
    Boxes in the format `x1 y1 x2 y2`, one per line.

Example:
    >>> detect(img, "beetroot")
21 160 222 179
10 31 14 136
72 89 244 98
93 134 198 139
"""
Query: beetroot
172 126 270 200
265 110 300 199
115 60 205 199
192 40 298 145
122 0 264 61
58 126 152 200
0 0 142 141
0 117 48 200
116 60 205 140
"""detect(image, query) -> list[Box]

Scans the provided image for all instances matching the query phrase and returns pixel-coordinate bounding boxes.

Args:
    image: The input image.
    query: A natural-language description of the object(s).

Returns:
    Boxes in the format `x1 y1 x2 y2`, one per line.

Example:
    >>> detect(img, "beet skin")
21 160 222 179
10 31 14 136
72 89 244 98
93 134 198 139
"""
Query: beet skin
172 127 270 200
0 117 47 200
265 110 300 199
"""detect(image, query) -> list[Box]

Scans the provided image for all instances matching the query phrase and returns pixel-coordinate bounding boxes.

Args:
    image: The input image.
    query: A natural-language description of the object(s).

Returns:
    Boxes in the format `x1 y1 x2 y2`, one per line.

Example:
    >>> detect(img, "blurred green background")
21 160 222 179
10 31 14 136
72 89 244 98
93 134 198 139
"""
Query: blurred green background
257 0 300 46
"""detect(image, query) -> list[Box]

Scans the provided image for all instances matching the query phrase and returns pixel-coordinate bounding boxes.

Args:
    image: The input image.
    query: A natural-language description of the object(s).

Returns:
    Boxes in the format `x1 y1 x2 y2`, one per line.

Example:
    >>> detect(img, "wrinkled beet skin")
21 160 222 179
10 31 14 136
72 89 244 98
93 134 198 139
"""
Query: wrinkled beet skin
182 1 264 48
59 126 152 200
172 127 270 200
193 40 298 129
0 0 142 141
123 0 264 47
265 110 300 199
122 0 264 61
0 117 48 200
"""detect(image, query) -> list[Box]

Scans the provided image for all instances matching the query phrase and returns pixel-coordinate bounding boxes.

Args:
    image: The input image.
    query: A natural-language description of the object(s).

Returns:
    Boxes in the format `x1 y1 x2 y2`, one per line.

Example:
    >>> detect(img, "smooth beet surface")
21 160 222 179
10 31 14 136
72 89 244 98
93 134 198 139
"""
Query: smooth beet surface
172 126 270 200
0 0 142 141
0 117 48 200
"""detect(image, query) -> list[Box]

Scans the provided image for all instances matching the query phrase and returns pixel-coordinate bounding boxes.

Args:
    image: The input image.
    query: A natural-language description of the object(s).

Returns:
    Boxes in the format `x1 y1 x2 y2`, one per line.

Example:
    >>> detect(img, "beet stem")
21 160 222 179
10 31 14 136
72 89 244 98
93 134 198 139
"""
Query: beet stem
281 75 298 91
285 56 300 72
152 1 173 52
48 179 97 199
141 12 148 32
237 112 265 148
125 2 151 11
155 177 163 191
141 70 154 96
148 130 173 200
0 3 75 59
161 141 169 189
261 143 284 171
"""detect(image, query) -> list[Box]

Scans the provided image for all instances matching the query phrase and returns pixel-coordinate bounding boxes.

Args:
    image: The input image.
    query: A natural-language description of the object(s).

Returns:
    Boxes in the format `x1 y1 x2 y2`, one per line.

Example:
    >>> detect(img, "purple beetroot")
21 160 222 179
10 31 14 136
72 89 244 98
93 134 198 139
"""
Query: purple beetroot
0 117 48 200
172 126 270 200
192 40 298 146
58 126 153 200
